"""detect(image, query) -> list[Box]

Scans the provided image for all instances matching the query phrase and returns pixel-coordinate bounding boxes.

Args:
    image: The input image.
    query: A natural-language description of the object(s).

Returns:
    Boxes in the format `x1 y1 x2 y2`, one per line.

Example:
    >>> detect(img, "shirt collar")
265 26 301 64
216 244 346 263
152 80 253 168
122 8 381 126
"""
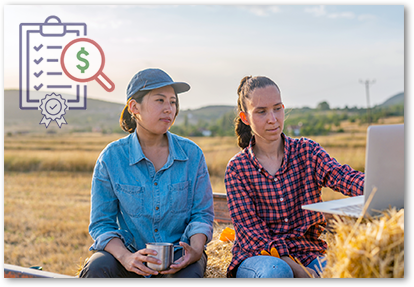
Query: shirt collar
129 130 188 166
165 131 188 163
246 133 290 174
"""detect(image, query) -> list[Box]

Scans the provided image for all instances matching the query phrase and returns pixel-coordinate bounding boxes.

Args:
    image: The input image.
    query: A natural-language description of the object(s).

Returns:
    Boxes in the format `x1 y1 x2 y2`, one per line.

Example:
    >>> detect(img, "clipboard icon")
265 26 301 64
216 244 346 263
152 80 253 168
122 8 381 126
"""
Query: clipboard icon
19 15 88 110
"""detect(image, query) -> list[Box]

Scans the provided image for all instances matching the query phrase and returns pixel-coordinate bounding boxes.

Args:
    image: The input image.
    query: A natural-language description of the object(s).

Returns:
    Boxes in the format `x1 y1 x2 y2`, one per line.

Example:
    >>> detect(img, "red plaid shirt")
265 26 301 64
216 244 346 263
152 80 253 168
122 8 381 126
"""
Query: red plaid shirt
225 134 364 277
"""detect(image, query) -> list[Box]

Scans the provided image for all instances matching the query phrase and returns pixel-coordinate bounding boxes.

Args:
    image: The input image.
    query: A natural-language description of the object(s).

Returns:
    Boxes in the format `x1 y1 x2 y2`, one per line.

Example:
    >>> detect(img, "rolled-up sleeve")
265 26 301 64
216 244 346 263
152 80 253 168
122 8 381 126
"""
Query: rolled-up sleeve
88 157 133 251
180 154 214 244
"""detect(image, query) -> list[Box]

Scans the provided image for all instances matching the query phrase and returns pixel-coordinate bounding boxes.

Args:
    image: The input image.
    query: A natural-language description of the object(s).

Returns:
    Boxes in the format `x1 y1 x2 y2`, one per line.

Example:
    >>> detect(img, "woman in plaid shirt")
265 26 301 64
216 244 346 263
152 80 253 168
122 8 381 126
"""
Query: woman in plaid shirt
225 76 364 278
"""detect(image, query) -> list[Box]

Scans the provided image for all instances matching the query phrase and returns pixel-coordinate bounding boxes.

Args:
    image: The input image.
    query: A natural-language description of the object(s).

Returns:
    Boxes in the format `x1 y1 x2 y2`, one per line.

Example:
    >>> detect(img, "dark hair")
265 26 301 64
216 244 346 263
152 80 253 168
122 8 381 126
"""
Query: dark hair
235 76 280 149
119 89 180 133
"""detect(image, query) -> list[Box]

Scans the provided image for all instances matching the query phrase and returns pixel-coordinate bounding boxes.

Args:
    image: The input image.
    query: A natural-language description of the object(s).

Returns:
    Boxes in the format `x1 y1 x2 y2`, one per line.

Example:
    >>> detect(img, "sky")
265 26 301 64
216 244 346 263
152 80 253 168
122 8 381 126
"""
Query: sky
2 2 405 111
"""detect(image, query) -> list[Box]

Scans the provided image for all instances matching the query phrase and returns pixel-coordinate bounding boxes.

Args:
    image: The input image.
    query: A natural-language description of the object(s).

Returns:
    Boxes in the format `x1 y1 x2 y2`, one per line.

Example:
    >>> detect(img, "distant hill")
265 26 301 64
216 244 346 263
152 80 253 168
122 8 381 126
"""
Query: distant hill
175 105 236 125
3 89 125 134
3 89 404 135
378 92 404 107
3 90 236 134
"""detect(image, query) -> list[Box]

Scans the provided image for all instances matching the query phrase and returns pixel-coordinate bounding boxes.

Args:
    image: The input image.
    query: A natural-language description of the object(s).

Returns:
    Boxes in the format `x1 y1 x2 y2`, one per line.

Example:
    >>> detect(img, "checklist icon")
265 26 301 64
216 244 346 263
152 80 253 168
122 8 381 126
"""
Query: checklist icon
19 15 115 128
19 15 88 111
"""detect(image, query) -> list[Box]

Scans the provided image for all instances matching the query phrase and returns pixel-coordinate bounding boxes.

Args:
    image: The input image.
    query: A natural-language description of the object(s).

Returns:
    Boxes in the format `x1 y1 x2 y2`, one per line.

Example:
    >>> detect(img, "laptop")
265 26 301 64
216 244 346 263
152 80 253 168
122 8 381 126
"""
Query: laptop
302 124 404 217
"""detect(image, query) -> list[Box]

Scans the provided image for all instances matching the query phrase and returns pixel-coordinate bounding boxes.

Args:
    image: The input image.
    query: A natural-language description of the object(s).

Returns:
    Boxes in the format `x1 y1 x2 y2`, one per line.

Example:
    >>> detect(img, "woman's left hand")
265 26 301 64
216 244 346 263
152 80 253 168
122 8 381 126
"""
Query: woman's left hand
159 241 202 275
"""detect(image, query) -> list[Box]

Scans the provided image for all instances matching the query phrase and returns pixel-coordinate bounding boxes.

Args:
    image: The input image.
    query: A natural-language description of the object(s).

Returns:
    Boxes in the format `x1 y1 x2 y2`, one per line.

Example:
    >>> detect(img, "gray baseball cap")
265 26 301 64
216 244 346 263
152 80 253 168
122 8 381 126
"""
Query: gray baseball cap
126 68 190 100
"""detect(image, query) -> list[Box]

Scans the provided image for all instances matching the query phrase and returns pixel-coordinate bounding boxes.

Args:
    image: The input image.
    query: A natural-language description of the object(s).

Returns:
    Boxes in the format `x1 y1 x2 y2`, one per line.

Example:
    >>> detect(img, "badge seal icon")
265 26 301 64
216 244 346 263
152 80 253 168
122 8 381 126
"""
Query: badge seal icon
39 93 68 128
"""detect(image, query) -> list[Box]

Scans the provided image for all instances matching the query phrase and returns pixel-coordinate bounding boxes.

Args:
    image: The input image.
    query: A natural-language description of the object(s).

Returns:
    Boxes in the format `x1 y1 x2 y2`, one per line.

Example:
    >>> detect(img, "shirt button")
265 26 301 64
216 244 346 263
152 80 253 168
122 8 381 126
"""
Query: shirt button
155 229 158 232
155 206 159 210
274 178 278 182
258 168 261 172
284 218 288 223
280 198 284 202
154 182 158 186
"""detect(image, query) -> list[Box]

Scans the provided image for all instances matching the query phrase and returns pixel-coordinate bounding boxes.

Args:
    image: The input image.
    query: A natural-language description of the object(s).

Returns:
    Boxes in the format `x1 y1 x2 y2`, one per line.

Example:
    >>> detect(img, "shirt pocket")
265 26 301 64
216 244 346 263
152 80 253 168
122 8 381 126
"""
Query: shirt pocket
168 180 191 214
114 183 144 218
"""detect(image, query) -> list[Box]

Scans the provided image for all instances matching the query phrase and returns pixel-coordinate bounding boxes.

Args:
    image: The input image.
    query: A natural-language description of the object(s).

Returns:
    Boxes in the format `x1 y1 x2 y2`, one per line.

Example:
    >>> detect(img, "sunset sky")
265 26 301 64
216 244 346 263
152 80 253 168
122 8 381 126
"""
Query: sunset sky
3 2 405 111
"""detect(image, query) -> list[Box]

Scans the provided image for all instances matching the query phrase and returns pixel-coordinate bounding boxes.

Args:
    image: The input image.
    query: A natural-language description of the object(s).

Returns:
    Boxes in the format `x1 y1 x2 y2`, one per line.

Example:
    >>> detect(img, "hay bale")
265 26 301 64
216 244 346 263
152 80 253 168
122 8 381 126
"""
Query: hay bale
322 208 404 278
76 209 404 278
205 209 404 278
204 222 234 278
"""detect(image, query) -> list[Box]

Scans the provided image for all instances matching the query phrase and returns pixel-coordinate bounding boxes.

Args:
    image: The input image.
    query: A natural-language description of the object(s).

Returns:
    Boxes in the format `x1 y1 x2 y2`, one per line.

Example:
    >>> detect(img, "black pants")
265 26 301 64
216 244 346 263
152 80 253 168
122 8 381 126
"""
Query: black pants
79 249 207 278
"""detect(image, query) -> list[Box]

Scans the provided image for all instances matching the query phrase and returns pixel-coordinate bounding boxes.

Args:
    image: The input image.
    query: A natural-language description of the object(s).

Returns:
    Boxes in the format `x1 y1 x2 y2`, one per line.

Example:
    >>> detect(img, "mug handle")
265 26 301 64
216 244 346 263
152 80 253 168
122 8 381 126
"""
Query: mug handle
172 245 184 264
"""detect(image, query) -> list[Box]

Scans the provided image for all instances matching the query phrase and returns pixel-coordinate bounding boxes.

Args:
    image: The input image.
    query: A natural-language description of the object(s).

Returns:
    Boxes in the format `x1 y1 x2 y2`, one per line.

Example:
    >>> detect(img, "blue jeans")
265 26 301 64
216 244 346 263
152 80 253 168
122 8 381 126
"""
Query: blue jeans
236 256 326 278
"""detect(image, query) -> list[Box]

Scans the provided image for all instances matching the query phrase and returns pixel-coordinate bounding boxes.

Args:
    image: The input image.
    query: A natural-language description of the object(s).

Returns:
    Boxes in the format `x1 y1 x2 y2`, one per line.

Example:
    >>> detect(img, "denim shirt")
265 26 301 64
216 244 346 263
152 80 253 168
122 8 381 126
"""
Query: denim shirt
89 130 214 252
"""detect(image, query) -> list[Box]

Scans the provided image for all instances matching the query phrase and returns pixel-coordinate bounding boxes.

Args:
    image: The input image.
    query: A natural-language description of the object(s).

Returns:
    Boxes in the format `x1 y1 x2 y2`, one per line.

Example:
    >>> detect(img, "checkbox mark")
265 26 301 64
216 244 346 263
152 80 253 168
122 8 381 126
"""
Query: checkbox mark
34 83 43 91
50 104 58 110
34 44 43 51
34 57 43 65
34 70 43 78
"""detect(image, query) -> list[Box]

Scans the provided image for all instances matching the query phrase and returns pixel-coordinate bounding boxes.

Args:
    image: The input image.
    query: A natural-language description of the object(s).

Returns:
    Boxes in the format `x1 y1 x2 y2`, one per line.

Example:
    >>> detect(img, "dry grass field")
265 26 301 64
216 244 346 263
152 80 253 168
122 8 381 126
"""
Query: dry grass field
4 172 93 275
3 116 404 276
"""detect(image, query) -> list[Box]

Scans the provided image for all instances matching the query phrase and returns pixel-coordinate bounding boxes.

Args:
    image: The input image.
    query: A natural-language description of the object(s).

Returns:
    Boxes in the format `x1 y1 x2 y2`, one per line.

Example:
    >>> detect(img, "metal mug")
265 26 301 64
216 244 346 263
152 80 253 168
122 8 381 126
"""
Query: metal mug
146 242 183 271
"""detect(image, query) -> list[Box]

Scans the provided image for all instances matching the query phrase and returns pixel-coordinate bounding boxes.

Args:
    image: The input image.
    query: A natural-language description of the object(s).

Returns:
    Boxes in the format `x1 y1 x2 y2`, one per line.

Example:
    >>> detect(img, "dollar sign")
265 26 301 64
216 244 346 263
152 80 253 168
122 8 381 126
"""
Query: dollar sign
76 47 89 73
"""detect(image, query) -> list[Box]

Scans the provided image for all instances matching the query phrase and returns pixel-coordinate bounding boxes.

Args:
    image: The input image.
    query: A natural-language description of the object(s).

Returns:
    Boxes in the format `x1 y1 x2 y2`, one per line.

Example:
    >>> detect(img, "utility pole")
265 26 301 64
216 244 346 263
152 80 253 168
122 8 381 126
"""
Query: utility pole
359 79 375 125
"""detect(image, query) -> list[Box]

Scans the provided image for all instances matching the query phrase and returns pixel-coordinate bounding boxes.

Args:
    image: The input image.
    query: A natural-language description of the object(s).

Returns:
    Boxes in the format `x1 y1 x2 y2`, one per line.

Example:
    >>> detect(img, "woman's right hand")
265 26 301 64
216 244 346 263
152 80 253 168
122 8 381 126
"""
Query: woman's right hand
292 265 319 278
105 237 161 276
281 256 319 278
118 248 162 276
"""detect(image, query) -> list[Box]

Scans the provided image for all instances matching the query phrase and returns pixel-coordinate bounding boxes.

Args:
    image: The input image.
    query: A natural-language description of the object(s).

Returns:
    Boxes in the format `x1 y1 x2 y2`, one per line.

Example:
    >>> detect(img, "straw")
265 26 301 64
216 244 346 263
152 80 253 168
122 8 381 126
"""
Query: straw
322 208 404 278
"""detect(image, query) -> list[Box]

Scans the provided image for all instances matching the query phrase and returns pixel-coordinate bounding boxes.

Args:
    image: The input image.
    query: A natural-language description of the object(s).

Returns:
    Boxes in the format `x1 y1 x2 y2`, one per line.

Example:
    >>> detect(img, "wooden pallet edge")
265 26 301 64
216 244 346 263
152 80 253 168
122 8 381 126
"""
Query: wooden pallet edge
4 264 75 278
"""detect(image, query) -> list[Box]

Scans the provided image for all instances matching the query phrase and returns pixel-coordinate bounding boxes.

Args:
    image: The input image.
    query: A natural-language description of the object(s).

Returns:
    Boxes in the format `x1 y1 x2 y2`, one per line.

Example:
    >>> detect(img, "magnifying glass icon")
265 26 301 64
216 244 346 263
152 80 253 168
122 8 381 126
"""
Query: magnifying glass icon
61 38 115 92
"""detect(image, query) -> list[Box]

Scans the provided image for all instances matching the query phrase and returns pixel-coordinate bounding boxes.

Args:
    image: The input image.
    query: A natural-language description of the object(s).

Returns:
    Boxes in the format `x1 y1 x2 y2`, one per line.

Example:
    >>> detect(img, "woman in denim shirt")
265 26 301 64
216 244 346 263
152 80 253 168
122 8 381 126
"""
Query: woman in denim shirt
79 68 214 278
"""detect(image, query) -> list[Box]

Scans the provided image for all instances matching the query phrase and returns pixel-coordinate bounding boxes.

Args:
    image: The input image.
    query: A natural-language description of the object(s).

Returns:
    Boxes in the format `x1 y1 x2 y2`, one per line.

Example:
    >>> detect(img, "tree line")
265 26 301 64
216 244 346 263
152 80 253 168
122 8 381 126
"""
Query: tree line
169 101 404 137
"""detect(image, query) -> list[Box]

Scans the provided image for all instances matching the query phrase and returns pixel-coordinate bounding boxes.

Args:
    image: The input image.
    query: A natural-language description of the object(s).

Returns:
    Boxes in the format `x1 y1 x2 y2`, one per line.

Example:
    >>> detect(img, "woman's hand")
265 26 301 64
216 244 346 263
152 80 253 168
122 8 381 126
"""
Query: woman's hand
105 237 161 276
292 265 319 278
159 241 202 274
159 233 206 275
119 247 162 276
281 256 319 278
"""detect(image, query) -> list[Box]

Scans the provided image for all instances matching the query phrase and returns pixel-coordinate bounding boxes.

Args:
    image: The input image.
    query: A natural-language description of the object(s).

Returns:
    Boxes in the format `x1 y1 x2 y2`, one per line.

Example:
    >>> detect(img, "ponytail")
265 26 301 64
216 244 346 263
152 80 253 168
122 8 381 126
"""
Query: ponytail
235 76 253 148
119 90 147 133
119 99 136 133
235 117 252 149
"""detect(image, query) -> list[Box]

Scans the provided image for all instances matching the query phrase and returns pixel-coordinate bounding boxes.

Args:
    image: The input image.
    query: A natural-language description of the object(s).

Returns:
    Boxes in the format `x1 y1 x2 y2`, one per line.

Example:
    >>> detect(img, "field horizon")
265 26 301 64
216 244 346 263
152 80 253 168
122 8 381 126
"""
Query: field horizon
3 115 404 275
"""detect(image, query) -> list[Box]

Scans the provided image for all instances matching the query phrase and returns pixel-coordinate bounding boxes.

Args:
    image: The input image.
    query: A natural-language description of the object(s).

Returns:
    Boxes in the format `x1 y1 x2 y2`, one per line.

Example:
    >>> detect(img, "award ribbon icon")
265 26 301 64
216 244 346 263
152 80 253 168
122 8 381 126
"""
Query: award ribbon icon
39 93 68 128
